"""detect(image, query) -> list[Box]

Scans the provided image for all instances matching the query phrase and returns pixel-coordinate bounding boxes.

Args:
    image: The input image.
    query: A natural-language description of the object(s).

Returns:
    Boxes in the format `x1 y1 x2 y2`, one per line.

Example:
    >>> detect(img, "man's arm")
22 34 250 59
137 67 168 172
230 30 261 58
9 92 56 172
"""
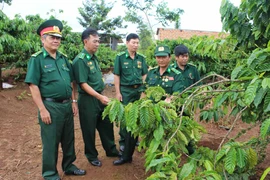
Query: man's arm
80 83 110 105
114 75 122 101
29 84 51 124
71 81 78 116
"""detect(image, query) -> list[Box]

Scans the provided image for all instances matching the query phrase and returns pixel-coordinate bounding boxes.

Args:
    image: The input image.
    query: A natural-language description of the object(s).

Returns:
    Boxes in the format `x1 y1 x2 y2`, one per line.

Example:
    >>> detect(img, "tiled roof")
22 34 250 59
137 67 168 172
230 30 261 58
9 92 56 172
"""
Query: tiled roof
156 28 227 40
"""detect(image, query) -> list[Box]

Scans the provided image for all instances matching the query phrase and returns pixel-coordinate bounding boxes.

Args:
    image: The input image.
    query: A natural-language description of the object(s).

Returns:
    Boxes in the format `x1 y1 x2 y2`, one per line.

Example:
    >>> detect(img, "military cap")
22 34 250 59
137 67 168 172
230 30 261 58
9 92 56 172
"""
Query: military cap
174 44 189 56
37 19 63 37
154 45 170 56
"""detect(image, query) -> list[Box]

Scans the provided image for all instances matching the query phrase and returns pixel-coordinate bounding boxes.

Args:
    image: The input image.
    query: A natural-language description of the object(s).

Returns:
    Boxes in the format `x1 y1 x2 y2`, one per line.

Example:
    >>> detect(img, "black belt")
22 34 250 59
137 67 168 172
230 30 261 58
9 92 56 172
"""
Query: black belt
43 98 70 103
121 84 141 89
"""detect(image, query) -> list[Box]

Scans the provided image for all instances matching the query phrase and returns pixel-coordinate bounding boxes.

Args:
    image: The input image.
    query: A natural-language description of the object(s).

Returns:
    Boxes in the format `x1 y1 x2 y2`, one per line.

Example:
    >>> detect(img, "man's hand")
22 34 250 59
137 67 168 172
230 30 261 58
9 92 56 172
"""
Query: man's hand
98 95 110 105
116 92 122 102
72 102 78 116
40 108 51 124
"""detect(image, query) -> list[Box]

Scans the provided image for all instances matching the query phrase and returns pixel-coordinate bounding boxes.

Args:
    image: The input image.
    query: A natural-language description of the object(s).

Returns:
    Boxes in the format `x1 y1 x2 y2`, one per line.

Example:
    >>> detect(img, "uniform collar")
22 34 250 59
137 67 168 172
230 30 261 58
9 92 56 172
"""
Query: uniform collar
41 47 61 58
153 66 171 75
175 62 189 71
82 49 96 60
125 50 138 59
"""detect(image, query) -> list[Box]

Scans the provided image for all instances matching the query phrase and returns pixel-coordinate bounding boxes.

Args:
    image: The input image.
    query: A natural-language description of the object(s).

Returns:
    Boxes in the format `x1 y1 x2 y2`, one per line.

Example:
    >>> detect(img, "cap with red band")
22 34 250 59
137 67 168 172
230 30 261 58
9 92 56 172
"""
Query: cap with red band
37 19 63 37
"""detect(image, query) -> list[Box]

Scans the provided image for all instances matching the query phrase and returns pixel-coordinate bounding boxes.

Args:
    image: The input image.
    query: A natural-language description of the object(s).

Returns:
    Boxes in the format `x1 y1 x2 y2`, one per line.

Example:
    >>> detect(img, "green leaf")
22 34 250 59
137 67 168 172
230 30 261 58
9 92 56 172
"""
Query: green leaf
263 91 270 112
236 148 247 168
146 172 167 179
254 87 268 107
244 79 260 105
178 130 188 145
153 125 164 141
225 148 237 174
204 160 213 171
262 78 270 89
149 139 160 153
247 148 258 169
260 118 270 139
179 162 194 179
231 65 243 80
260 167 270 180
146 157 171 172
214 94 228 108
203 170 222 180
216 148 227 162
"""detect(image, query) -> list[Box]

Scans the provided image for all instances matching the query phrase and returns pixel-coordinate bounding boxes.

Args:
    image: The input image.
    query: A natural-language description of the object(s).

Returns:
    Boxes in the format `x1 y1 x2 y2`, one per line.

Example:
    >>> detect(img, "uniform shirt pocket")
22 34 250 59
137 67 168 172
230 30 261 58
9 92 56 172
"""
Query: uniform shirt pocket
43 67 58 82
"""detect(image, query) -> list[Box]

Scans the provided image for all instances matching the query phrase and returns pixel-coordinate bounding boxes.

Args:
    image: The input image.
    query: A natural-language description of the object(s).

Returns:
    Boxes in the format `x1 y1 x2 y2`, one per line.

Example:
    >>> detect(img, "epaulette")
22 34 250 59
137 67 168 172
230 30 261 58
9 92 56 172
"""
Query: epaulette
188 63 196 67
31 51 42 57
78 53 86 59
117 51 125 56
137 52 146 58
171 67 181 75
59 51 67 57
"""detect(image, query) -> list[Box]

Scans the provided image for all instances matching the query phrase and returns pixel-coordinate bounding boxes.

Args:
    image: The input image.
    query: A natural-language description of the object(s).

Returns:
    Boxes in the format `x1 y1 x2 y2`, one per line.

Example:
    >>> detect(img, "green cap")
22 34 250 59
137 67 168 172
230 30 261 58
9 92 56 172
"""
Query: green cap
154 45 170 56
37 19 63 37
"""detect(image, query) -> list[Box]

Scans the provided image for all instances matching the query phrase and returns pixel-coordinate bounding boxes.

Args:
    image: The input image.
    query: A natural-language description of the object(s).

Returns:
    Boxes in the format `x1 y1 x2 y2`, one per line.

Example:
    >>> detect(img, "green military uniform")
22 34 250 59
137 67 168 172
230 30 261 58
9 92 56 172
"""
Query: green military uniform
72 49 119 162
172 61 201 155
113 50 148 146
146 66 185 94
25 48 78 179
172 62 201 89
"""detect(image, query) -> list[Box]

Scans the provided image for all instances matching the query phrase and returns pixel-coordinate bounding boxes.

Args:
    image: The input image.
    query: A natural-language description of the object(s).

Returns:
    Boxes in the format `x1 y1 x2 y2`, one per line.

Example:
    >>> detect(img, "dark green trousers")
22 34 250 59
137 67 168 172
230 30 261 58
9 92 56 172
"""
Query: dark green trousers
119 86 141 146
39 100 77 180
78 93 118 161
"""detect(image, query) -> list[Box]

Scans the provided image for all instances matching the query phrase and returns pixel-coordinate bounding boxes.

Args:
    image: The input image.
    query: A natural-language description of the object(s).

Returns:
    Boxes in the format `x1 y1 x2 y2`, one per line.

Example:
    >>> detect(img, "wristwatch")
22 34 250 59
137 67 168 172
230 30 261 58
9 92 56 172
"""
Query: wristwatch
72 99 77 103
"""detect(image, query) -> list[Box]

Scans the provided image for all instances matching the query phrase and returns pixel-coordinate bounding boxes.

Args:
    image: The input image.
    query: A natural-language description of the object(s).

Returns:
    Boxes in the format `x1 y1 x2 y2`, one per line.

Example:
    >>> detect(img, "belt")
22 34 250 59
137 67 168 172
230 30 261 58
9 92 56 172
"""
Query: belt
43 98 70 103
121 84 141 89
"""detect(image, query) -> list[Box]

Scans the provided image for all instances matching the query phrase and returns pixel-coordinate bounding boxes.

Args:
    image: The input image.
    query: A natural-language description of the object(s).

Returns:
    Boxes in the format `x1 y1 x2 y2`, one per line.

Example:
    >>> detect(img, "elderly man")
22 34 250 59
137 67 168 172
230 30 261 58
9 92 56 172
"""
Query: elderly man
25 19 85 180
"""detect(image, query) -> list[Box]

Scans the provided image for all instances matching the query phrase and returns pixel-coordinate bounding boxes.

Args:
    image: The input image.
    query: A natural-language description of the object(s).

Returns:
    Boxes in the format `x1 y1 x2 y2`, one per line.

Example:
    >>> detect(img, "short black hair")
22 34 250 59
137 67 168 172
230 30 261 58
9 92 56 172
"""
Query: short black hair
174 44 189 57
126 33 139 41
81 28 98 43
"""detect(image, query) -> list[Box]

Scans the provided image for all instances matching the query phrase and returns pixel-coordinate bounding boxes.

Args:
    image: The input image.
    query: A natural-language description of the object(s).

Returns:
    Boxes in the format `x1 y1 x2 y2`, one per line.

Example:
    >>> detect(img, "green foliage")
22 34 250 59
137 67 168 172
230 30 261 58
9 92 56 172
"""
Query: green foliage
78 0 126 37
260 118 270 139
122 0 183 41
220 0 270 49
0 11 117 72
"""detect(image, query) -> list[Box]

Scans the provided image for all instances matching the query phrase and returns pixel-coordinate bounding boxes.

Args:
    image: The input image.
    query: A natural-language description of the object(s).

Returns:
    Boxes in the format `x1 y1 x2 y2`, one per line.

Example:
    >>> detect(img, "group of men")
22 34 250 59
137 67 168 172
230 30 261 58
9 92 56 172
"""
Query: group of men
25 19 201 180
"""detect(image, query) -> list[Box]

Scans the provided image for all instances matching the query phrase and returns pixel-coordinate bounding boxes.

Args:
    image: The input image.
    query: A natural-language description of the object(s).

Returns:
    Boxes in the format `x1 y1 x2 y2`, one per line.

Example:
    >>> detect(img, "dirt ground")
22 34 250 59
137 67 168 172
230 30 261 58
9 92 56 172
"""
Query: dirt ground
0 81 269 180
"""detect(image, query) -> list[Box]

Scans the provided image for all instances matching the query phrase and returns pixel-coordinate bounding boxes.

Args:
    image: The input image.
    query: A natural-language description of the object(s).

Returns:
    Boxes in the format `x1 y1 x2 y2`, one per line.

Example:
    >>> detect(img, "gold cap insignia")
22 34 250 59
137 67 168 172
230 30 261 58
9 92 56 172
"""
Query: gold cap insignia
53 26 60 32
158 47 164 51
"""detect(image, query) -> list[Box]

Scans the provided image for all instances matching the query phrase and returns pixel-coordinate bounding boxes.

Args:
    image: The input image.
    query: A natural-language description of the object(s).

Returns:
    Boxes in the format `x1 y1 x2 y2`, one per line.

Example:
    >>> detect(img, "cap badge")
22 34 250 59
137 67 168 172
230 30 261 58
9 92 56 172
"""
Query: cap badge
158 47 164 51
53 26 60 32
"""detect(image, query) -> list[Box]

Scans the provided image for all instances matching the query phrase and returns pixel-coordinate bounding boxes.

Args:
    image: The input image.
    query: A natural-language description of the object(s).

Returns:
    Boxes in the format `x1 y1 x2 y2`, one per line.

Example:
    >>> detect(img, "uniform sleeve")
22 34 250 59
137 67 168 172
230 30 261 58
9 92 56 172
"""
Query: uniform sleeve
24 57 41 86
141 58 148 75
72 59 89 83
113 55 121 75
172 73 185 93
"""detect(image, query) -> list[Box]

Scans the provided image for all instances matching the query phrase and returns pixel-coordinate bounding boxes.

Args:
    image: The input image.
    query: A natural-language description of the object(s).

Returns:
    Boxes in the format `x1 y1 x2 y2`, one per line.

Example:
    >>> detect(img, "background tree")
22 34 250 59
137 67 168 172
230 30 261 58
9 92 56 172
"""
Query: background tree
77 0 126 37
220 0 270 50
122 0 184 41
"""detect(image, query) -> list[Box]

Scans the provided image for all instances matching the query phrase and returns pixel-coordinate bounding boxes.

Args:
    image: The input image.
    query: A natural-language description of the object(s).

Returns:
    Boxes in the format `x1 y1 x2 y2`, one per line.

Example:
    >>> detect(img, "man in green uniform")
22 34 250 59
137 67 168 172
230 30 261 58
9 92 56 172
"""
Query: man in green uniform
113 45 184 165
146 45 185 95
173 44 201 154
25 19 85 180
72 28 119 167
172 44 202 89
113 33 148 152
